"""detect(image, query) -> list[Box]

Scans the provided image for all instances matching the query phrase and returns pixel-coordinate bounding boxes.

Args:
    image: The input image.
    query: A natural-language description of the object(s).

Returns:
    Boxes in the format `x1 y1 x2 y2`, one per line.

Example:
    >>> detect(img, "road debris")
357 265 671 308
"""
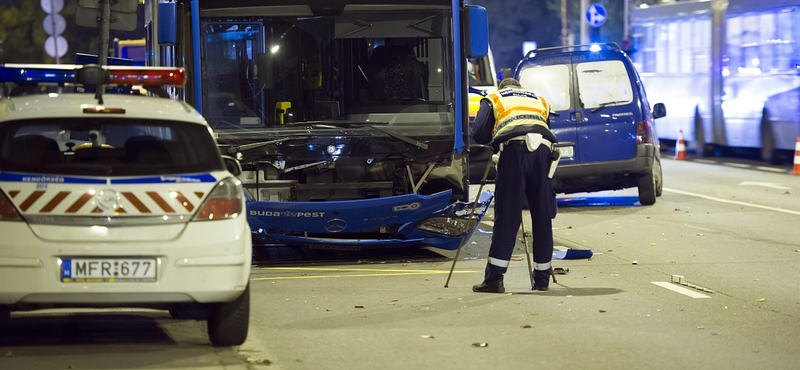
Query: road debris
472 343 489 347
671 275 714 293
520 325 532 329
632 260 638 265
4 351 12 358
421 335 435 339
755 298 766 302
553 267 569 275
355 305 365 308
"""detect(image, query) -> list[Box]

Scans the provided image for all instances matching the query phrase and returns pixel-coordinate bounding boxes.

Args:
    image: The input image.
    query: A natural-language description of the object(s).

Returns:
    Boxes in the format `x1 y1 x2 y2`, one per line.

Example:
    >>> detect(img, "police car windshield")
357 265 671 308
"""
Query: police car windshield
0 118 224 177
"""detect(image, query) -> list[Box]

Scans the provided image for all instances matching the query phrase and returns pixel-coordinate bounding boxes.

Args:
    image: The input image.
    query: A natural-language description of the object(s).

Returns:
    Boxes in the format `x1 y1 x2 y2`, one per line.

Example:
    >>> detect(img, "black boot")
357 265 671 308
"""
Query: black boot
472 279 505 293
532 268 553 291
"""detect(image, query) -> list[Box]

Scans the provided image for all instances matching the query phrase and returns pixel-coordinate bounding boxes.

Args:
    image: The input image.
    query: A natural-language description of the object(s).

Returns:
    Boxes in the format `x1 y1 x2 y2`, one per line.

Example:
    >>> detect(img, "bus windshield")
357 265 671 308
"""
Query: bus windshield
199 8 455 138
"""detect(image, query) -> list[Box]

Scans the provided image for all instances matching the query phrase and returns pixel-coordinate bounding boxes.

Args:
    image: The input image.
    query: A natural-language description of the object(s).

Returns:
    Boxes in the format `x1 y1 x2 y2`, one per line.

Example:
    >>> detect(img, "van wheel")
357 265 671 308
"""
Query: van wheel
207 284 250 346
654 158 663 197
638 166 657 206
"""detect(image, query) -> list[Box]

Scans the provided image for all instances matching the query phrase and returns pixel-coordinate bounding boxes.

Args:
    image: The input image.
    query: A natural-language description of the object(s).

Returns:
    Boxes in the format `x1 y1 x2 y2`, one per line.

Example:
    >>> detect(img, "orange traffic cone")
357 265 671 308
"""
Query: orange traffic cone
675 129 688 160
791 137 800 175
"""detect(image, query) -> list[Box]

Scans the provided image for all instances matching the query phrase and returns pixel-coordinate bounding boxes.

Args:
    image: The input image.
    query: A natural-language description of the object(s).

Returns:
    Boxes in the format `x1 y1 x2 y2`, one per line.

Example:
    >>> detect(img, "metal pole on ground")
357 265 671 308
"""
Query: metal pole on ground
444 158 494 288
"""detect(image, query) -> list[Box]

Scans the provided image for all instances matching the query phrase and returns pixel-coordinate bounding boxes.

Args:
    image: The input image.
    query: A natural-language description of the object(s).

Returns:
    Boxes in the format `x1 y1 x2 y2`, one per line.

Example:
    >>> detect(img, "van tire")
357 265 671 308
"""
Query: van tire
207 284 250 346
638 166 657 206
654 158 663 197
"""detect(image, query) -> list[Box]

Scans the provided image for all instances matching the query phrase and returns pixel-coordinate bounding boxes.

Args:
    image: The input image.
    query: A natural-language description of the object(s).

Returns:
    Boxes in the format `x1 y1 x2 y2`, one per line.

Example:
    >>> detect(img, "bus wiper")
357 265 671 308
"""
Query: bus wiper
367 125 429 150
337 17 373 38
408 14 442 37
591 101 628 113
224 136 310 155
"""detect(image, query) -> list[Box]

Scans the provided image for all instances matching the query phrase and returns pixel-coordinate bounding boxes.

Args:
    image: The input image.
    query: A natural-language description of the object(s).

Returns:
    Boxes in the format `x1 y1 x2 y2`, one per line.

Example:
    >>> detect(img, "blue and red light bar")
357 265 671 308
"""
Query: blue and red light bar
0 64 186 86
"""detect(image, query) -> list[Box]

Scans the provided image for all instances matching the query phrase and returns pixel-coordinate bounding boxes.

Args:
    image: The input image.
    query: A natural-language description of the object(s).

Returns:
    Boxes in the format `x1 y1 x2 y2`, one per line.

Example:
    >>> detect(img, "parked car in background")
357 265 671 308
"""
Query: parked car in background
514 43 667 205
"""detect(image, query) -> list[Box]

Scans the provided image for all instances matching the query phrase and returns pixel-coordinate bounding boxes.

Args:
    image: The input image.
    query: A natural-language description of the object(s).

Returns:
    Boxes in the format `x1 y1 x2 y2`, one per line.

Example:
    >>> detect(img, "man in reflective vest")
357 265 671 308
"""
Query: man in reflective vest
471 78 558 293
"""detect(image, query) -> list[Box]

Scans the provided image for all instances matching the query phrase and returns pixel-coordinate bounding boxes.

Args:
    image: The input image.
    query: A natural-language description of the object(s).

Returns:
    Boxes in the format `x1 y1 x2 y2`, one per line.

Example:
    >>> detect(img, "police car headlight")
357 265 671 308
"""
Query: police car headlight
192 177 243 221
416 217 477 236
0 191 23 221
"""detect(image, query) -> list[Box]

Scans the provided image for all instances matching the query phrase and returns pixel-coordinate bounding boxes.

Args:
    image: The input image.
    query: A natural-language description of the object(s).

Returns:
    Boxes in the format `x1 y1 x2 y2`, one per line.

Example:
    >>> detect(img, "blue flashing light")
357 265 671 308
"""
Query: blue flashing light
0 64 78 84
589 44 602 52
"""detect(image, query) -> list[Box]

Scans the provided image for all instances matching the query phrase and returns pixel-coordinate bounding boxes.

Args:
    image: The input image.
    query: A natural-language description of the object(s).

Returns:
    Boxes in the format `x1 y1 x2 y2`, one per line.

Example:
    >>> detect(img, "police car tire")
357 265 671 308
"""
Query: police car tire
637 167 657 206
207 284 250 346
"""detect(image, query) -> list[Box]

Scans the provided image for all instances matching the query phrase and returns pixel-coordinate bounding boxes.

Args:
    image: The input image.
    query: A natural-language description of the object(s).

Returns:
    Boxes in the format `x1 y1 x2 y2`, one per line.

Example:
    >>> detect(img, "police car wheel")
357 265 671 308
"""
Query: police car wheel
207 284 250 346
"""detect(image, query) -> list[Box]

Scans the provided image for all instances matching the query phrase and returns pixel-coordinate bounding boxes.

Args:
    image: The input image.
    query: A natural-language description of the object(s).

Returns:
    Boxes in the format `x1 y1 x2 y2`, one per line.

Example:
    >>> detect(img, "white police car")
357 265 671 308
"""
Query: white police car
0 64 251 346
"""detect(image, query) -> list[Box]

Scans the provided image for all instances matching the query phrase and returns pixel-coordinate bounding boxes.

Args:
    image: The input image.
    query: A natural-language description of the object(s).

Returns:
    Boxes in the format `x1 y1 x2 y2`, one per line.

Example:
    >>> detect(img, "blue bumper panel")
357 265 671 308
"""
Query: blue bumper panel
249 191 494 251
247 191 451 233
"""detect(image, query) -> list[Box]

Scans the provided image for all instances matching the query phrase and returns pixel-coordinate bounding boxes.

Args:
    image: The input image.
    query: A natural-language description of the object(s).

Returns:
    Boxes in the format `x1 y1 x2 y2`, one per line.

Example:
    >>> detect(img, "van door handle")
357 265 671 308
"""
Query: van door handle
572 112 582 122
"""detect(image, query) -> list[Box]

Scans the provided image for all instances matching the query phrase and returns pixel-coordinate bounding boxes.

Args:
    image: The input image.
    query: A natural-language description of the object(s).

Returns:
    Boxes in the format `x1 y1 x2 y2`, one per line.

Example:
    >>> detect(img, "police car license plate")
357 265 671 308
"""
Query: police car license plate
61 258 157 283
556 145 574 159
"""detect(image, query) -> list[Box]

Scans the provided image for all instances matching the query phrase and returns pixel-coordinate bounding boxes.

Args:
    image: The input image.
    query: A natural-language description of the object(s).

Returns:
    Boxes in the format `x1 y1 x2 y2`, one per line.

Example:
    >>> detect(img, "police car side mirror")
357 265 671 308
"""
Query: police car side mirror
221 155 242 176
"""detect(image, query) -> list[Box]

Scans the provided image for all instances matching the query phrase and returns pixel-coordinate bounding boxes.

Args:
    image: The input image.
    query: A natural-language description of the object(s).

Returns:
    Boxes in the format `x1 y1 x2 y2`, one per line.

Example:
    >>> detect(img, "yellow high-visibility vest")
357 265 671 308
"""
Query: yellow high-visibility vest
488 87 549 139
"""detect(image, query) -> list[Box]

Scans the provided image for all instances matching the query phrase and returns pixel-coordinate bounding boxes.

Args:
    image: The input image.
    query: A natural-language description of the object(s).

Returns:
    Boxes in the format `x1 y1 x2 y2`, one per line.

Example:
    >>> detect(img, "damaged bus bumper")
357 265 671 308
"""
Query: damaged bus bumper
248 190 493 251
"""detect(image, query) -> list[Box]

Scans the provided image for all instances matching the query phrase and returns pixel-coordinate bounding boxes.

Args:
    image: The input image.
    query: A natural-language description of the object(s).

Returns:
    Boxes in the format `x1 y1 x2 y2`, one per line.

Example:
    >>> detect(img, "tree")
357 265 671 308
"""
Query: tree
0 0 144 64
471 0 664 71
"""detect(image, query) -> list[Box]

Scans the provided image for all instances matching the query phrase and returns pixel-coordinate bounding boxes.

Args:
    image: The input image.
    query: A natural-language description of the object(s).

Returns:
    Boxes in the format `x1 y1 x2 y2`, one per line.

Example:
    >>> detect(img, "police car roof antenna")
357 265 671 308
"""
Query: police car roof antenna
444 156 494 288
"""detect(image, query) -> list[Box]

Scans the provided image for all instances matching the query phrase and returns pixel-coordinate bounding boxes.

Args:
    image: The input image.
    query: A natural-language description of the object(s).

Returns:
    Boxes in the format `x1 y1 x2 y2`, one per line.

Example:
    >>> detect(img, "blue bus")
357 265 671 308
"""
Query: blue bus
631 0 800 163
142 0 492 251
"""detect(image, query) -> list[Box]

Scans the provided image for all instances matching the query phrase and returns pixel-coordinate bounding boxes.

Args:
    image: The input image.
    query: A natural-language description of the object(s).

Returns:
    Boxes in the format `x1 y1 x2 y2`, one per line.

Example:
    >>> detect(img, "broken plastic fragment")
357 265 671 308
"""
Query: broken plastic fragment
472 343 489 347
421 335 435 339
355 305 365 308
755 298 766 302
521 325 532 328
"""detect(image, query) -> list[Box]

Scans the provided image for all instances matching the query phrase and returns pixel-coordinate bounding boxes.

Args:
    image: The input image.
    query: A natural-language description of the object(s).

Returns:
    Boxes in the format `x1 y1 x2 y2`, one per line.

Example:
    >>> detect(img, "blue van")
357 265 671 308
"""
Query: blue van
514 43 667 205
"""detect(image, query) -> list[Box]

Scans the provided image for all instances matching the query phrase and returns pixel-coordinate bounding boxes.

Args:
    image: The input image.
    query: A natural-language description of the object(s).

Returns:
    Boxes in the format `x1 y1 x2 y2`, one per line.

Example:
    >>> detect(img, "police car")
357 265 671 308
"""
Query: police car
0 64 251 346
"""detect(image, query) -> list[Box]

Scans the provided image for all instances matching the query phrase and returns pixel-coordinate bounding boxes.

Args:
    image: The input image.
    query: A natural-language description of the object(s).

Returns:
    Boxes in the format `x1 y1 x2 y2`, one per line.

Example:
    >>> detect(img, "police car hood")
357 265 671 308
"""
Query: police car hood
0 171 227 242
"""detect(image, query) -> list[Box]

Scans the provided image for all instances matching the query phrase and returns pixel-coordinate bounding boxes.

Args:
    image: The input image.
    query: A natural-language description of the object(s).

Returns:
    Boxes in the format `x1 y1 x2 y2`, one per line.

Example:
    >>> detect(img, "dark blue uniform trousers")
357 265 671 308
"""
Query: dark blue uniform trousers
484 142 557 287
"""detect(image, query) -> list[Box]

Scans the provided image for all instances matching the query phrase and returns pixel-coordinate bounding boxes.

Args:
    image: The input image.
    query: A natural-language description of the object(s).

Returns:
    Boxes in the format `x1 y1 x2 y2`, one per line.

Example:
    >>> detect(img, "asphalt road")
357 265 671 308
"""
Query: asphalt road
1 156 799 370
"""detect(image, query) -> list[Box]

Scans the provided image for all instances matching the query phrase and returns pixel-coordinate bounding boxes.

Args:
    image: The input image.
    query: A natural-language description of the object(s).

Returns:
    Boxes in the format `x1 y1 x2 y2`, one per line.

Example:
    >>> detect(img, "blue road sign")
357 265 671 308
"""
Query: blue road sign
586 3 607 28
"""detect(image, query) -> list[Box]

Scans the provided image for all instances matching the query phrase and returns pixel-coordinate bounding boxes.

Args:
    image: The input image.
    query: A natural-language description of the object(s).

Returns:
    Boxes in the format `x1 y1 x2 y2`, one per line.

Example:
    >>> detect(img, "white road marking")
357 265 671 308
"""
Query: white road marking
723 162 751 168
739 181 791 190
756 166 788 173
652 282 710 299
683 224 716 232
664 187 800 216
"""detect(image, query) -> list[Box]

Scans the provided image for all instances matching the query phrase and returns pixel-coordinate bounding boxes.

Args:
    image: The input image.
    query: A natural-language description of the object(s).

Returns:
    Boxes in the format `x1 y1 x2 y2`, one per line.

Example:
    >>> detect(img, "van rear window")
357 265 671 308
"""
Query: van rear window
518 64 572 111
0 118 224 176
576 60 634 109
